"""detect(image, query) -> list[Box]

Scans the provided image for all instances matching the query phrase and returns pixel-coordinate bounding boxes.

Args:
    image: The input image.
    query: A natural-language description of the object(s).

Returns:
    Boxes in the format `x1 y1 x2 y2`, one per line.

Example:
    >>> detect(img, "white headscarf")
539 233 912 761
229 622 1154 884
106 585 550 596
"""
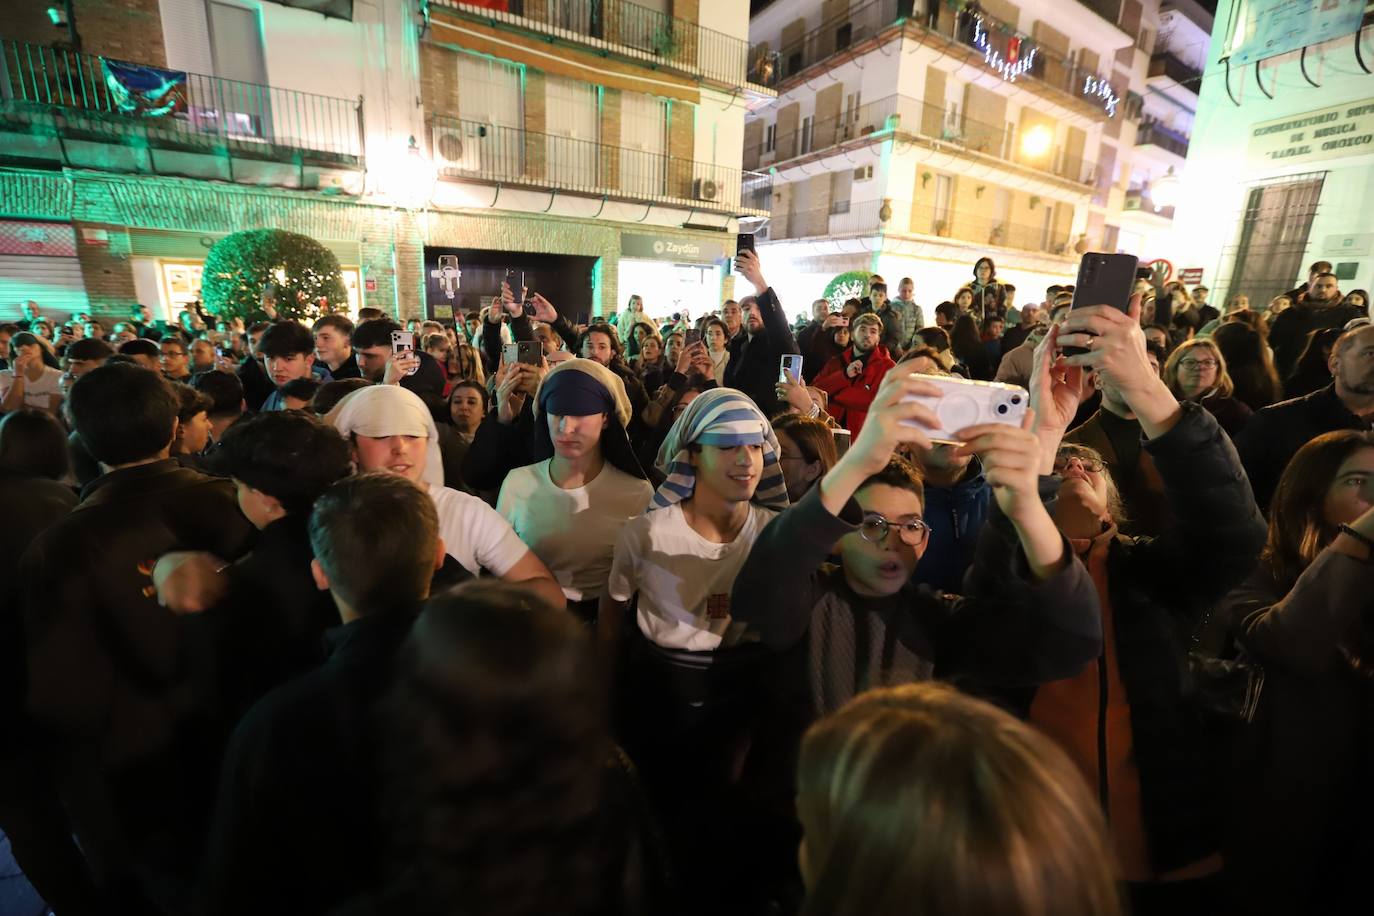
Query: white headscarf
326 384 444 488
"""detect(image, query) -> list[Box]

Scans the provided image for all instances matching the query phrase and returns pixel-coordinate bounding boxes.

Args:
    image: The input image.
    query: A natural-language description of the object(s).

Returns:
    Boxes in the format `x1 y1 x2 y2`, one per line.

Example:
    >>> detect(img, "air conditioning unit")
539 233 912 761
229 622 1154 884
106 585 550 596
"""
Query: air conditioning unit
693 177 721 201
431 122 483 172
853 165 873 181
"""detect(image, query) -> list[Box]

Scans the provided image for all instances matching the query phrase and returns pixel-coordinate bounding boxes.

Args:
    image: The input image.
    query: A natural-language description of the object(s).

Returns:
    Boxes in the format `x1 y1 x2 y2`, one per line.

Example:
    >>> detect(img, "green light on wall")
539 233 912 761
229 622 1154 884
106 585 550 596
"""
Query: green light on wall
591 257 604 318
46 7 64 26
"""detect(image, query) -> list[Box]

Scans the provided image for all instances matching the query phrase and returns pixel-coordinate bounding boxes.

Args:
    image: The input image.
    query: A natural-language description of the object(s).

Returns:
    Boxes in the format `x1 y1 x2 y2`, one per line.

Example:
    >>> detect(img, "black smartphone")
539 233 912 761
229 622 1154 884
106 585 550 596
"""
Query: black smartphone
736 233 755 257
1063 252 1138 356
684 328 703 346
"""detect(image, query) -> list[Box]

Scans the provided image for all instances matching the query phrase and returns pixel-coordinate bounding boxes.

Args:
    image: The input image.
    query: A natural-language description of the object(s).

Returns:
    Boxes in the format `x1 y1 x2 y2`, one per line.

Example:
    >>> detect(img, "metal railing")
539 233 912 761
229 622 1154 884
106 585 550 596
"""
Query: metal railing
1136 118 1190 157
432 0 758 89
746 94 1099 188
1148 50 1203 89
1072 0 1124 26
428 115 770 214
755 0 1122 116
0 39 363 161
764 197 1075 256
1125 187 1175 220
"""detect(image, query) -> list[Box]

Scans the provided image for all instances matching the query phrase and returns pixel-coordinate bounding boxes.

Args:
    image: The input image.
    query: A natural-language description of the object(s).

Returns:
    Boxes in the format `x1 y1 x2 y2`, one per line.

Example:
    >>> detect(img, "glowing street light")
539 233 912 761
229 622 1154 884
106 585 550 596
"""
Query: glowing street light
1020 125 1053 158
1150 167 1182 210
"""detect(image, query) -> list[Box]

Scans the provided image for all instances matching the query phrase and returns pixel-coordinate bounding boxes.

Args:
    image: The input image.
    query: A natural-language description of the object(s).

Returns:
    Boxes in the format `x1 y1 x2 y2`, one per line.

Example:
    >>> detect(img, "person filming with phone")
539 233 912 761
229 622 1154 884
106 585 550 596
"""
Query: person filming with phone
724 246 799 417
813 313 897 436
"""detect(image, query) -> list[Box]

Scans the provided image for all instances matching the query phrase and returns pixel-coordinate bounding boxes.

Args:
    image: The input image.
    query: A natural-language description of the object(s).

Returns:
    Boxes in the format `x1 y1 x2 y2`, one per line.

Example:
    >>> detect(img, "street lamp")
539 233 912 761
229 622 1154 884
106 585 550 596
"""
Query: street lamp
1020 125 1053 159
1150 167 1181 210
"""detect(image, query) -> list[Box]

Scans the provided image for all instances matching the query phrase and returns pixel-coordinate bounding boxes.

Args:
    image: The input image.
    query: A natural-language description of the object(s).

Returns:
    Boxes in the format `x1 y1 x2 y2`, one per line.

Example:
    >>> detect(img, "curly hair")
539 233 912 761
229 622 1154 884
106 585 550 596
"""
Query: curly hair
376 582 613 916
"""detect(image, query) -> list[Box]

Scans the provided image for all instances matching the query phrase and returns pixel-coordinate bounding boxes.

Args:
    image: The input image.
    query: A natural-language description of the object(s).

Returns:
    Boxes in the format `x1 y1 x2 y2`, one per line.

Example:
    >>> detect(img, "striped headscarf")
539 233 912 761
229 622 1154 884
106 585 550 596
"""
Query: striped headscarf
650 387 789 512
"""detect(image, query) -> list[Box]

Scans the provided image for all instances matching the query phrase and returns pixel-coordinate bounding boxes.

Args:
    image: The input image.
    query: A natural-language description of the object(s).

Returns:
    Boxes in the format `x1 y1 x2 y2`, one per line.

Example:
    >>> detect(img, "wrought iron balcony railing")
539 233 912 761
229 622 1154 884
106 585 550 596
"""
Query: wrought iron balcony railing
1147 50 1203 90
0 38 364 162
1136 118 1190 157
429 115 770 214
432 0 765 90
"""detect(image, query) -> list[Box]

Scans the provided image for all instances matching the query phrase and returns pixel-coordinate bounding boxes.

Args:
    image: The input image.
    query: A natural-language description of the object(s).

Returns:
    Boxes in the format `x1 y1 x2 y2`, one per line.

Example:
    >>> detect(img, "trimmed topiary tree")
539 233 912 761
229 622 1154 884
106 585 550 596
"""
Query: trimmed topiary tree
823 270 871 309
201 229 346 324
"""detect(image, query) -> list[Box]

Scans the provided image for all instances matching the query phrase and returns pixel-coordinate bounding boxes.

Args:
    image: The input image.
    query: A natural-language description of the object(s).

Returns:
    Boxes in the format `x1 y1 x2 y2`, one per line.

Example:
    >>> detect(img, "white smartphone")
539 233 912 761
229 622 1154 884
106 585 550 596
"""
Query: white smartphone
779 353 804 385
390 330 419 376
900 376 1028 443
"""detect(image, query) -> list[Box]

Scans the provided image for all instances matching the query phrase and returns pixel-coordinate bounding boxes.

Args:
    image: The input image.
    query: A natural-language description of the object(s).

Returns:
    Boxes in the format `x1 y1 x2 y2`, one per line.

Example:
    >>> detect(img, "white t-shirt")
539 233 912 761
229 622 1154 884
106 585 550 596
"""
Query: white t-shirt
607 502 778 652
497 459 652 601
0 366 62 410
427 483 532 578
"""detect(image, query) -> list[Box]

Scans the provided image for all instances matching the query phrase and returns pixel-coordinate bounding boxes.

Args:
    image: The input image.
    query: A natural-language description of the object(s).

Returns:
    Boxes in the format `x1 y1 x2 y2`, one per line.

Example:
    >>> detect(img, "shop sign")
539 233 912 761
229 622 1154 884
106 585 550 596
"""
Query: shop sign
1248 99 1374 167
621 233 728 262
0 220 77 257
1179 267 1205 285
1228 0 1365 66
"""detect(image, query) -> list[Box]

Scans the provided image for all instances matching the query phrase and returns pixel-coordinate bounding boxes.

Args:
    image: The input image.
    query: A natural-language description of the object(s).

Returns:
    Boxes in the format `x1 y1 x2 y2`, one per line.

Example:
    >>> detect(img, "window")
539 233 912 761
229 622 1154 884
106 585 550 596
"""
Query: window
1040 204 1055 251
764 123 777 153
836 22 853 50
800 115 814 154
853 164 873 181
933 174 953 232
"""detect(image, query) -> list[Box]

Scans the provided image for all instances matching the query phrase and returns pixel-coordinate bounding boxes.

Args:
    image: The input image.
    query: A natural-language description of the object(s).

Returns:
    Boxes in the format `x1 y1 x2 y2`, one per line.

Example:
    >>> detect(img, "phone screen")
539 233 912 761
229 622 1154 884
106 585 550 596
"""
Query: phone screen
779 353 804 384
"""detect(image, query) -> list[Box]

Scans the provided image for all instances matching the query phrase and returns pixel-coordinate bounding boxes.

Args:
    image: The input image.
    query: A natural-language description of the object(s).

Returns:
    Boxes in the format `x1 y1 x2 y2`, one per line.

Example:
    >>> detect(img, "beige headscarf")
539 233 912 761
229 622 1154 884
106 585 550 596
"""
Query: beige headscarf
326 384 444 488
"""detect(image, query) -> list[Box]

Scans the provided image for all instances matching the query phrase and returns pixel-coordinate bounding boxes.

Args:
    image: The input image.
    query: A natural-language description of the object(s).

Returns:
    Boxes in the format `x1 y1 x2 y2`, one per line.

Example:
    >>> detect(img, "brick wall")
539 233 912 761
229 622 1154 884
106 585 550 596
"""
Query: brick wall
600 88 623 192
0 0 169 66
525 70 547 180
419 43 462 140
73 223 138 316
667 100 695 199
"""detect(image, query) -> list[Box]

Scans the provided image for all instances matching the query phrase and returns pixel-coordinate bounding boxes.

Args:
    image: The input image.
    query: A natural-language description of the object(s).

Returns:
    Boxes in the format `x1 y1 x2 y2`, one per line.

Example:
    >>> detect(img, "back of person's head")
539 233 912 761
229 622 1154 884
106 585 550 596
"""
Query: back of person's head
65 337 114 362
949 312 982 357
380 580 608 914
0 408 70 480
168 380 213 424
1266 430 1374 590
897 346 946 370
309 472 438 612
312 313 355 337
915 326 950 353
933 301 959 325
858 455 924 504
797 682 1120 916
213 410 353 515
69 362 178 465
281 376 321 404
258 321 314 359
191 370 245 418
351 318 401 351
357 306 386 322
311 377 372 415
117 337 159 359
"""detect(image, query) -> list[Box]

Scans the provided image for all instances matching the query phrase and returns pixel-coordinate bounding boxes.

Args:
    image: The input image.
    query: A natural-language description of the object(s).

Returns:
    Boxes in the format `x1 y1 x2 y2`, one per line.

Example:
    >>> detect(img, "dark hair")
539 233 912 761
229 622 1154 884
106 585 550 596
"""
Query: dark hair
312 314 355 337
773 414 838 472
1002 283 1016 293
934 301 959 325
973 256 997 280
117 338 160 359
898 346 946 368
311 378 372 415
309 472 438 612
1212 322 1281 409
949 313 983 361
191 370 246 417
248 321 272 335
1145 341 1167 371
258 321 315 359
168 380 213 423
357 307 387 321
0 408 69 479
858 455 924 503
378 581 610 916
69 363 178 464
703 317 729 341
1266 430 1374 591
281 377 322 403
213 411 353 515
159 337 187 355
1310 261 1333 275
1287 326 1344 396
449 378 487 406
916 326 951 352
1313 272 1339 283
576 323 624 360
65 337 114 362
352 318 402 351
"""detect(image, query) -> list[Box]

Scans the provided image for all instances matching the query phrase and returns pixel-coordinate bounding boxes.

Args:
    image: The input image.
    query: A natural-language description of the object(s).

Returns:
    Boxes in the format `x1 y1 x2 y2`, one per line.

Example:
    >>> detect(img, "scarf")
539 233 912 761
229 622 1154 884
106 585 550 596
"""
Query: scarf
649 387 788 511
534 359 645 480
326 384 443 488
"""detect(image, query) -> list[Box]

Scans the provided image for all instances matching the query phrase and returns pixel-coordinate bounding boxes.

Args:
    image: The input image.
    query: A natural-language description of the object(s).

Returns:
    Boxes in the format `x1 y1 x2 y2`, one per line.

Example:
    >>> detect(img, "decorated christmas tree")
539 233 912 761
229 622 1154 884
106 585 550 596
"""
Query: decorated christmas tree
201 229 347 323
824 270 872 309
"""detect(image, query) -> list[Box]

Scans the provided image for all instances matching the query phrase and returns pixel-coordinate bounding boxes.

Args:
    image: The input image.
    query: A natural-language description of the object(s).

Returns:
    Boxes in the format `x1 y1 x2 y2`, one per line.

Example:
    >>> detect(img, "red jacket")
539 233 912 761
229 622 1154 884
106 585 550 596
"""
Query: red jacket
813 344 896 435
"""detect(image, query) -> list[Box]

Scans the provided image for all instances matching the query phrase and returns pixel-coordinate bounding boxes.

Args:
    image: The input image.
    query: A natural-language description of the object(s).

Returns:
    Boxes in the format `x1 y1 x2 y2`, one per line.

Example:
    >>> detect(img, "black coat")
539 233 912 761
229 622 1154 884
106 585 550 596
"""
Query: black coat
1268 302 1364 380
1235 384 1370 513
724 288 799 417
203 608 418 916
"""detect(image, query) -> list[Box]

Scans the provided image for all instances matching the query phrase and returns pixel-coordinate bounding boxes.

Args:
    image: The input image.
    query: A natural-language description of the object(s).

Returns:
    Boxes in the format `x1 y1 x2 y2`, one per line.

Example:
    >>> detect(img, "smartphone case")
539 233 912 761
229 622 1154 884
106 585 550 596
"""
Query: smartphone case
900 376 1029 443
1065 252 1138 356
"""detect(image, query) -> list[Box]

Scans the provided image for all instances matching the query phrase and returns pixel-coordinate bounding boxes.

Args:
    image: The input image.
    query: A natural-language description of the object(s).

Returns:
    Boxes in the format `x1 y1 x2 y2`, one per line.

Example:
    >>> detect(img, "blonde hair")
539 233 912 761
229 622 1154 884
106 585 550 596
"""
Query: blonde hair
851 312 883 334
1164 337 1234 400
798 683 1120 916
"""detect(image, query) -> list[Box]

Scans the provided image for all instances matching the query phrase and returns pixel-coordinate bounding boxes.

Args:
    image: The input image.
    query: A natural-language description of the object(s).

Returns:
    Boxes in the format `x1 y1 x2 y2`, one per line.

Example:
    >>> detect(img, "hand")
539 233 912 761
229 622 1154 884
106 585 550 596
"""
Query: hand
152 552 229 614
11 350 38 374
214 354 238 373
382 349 421 385
1150 261 1168 288
1058 294 1163 404
528 293 558 324
823 313 846 329
1030 324 1084 434
500 282 521 318
735 248 767 295
676 340 705 375
954 411 1043 524
845 360 863 379
496 363 530 425
516 359 546 396
844 371 944 476
776 369 813 413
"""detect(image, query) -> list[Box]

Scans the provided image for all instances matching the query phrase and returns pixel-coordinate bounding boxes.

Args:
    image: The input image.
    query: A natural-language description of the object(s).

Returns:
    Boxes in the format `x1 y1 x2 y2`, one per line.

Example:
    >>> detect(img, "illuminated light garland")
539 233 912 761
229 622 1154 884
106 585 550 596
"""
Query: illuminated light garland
972 16 1037 82
1082 74 1121 116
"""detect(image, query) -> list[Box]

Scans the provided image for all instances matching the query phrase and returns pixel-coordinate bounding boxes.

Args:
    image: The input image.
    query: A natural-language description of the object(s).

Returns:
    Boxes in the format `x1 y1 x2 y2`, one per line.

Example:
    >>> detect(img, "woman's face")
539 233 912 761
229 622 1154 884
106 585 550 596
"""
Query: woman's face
1175 347 1219 398
1270 296 1292 313
640 336 661 362
1348 293 1368 310
630 297 643 313
1322 447 1374 528
832 326 851 348
776 429 821 502
665 335 684 367
706 323 727 351
449 387 485 432
975 261 991 283
1053 452 1111 520
955 291 972 308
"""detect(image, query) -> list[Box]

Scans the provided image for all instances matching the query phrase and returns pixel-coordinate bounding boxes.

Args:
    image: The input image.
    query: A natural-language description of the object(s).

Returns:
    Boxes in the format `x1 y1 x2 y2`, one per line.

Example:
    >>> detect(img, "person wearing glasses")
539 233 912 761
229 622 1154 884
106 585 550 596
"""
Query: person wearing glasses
730 368 1102 723
1162 338 1252 439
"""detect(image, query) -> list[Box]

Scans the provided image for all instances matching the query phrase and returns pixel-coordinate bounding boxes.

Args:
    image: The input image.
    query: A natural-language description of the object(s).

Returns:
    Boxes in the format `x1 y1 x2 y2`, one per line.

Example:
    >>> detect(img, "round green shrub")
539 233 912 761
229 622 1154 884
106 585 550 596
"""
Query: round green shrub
201 229 346 323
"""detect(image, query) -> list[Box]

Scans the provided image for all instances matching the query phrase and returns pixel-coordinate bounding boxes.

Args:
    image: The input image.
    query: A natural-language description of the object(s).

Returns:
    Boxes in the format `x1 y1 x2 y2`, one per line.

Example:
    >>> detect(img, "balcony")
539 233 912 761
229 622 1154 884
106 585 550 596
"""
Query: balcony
764 198 1075 257
431 0 766 92
746 94 1098 191
1136 118 1190 158
1148 50 1203 91
1124 187 1175 221
1073 0 1123 23
428 115 770 215
0 39 363 173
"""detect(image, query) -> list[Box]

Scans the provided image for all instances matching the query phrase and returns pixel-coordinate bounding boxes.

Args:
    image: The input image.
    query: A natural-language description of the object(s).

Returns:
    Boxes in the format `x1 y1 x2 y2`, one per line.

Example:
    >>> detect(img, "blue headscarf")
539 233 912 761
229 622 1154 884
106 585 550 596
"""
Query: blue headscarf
650 387 788 511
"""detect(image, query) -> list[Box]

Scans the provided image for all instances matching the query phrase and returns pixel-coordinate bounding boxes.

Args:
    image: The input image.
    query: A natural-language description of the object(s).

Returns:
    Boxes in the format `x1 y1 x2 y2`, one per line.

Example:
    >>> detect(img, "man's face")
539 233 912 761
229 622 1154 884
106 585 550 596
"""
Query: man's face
314 327 351 365
812 300 828 321
248 330 266 356
160 342 190 377
871 287 888 309
137 305 153 323
898 280 914 301
692 442 763 504
449 387 485 432
986 319 1005 339
548 412 606 460
1020 306 1042 328
64 357 104 379
180 410 212 455
721 301 743 334
22 302 38 321
1192 288 1208 305
975 262 991 283
1334 328 1374 396
915 441 973 478
84 322 104 339
357 345 390 381
190 340 215 371
264 351 315 388
235 479 283 530
1309 276 1340 304
580 331 614 366
839 483 926 597
853 321 880 352
744 300 763 334
352 433 428 483
935 311 953 330
465 318 480 337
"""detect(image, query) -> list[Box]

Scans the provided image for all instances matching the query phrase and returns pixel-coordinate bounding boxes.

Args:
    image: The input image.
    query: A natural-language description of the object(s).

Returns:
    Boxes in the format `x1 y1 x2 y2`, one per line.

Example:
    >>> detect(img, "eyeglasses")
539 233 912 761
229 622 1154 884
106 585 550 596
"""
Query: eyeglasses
1178 358 1218 370
859 512 929 547
1054 455 1105 474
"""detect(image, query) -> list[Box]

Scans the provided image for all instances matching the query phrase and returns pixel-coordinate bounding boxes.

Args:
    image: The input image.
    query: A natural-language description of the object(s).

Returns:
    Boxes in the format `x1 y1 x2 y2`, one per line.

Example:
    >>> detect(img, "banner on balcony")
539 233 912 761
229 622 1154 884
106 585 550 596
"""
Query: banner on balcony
1227 0 1365 65
100 59 188 118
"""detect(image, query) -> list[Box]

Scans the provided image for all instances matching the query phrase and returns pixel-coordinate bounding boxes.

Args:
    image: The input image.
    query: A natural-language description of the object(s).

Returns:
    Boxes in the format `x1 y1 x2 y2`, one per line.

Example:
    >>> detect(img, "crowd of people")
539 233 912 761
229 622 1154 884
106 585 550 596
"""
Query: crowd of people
1 247 1373 916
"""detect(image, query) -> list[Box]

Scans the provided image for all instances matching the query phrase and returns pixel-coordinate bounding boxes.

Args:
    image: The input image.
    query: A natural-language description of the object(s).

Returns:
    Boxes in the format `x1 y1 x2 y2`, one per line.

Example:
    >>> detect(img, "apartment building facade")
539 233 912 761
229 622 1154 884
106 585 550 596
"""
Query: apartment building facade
745 0 1168 314
0 0 770 325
